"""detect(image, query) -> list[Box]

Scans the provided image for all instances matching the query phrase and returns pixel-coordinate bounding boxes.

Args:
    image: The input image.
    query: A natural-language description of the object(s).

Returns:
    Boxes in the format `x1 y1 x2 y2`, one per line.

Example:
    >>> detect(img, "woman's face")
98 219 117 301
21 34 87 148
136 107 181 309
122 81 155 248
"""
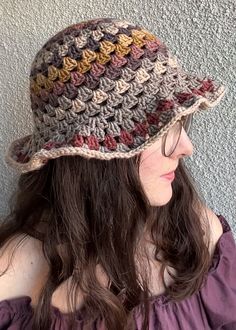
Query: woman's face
139 125 193 206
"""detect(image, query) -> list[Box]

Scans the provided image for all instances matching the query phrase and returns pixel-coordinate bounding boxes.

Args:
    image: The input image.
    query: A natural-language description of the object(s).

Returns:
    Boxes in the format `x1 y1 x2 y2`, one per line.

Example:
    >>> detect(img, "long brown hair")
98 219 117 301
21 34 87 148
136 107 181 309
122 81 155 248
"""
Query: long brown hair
0 155 211 329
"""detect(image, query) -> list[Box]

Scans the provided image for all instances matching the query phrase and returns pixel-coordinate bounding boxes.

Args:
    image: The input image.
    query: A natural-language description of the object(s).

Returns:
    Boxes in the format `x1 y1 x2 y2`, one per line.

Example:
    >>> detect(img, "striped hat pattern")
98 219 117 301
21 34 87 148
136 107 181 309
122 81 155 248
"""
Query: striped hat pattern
5 17 226 173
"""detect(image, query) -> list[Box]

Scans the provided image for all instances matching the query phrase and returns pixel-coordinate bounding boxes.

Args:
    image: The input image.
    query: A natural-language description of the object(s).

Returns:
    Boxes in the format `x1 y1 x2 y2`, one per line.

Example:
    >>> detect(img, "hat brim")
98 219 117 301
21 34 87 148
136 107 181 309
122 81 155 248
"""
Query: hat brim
5 83 226 174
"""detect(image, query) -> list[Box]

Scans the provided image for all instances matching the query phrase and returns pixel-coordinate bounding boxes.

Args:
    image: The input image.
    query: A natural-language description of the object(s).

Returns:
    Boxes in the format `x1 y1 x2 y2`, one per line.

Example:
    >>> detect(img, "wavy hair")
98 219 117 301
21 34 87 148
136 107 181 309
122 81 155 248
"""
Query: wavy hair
0 155 211 330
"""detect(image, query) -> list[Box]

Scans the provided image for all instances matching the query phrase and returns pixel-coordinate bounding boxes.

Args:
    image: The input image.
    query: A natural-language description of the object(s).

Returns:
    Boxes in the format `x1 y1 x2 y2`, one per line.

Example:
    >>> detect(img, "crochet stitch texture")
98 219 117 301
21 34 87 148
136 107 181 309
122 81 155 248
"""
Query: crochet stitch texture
5 17 226 173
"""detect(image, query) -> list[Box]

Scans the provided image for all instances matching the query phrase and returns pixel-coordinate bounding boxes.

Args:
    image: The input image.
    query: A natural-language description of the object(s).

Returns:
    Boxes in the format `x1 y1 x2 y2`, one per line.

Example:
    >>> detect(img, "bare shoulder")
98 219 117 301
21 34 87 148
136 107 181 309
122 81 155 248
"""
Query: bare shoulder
203 206 223 240
201 206 224 256
0 234 110 312
0 234 49 305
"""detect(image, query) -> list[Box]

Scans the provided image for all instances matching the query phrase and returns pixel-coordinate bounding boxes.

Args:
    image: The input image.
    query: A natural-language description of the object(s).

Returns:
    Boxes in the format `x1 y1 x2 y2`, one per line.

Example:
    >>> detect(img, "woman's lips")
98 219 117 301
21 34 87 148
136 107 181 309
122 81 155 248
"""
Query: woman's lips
161 171 175 181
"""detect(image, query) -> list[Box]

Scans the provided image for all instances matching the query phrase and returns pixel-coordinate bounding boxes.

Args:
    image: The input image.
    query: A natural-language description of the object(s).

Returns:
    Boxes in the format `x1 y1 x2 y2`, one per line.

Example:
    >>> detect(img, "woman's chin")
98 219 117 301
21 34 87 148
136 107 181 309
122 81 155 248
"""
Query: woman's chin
149 188 173 206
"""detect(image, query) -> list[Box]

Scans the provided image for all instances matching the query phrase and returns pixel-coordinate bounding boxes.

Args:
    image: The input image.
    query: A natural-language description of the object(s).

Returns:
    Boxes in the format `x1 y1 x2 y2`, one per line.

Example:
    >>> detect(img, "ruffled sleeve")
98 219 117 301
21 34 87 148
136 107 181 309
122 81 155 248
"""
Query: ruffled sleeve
199 215 236 329
0 296 33 329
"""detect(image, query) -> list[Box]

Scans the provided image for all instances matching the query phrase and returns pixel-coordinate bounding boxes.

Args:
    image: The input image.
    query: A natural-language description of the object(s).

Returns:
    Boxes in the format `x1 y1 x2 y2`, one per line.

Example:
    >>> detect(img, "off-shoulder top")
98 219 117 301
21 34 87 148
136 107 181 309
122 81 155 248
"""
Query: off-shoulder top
0 215 235 329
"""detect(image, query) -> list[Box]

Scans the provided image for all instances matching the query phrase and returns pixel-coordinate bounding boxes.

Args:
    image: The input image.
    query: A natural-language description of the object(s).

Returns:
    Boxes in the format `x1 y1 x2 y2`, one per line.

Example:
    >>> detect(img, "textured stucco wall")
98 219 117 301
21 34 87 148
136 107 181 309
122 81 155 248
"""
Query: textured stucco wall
0 0 235 238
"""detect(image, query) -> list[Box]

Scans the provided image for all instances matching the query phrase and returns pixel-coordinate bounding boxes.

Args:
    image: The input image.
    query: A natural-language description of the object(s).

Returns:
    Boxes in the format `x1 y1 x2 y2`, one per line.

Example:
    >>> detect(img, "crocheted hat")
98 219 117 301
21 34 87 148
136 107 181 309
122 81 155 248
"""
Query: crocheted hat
5 17 226 173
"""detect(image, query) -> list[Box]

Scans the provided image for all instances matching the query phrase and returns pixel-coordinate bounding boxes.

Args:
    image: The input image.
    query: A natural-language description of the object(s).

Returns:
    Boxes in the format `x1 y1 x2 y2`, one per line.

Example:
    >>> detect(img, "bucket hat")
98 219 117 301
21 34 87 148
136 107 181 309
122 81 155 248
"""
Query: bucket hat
4 17 226 173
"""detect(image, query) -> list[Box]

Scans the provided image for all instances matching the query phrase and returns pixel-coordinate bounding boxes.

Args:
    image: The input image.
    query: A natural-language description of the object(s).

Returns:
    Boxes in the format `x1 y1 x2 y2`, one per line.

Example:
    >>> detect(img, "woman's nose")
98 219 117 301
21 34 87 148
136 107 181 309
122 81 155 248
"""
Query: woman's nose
170 128 194 159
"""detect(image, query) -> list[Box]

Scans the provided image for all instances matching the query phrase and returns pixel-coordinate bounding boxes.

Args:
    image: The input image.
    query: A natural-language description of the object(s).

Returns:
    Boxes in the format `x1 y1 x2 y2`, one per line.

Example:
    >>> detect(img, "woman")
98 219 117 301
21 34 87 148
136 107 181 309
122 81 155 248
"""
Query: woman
1 17 235 330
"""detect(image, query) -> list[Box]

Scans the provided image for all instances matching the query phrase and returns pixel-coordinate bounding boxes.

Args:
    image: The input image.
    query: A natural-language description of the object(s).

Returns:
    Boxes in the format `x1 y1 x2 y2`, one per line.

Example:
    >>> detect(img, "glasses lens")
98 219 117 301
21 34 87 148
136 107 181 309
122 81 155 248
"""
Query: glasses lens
182 114 193 134
164 120 182 156
163 114 193 156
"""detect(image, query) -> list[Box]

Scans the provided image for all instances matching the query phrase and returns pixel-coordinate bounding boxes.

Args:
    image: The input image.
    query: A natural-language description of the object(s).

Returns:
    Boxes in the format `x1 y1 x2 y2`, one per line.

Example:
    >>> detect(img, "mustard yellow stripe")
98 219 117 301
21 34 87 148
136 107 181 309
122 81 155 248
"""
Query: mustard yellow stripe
140 29 157 41
99 40 116 54
96 52 111 65
47 65 59 81
36 73 46 87
63 57 78 71
115 44 131 57
30 80 41 96
132 36 145 48
44 79 54 91
77 60 92 73
82 49 97 62
58 68 71 82
117 34 133 47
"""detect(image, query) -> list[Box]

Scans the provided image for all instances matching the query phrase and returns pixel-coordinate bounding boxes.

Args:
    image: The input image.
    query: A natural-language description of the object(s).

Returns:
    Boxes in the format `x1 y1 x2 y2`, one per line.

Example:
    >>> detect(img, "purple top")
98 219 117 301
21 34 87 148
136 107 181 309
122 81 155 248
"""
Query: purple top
0 214 235 330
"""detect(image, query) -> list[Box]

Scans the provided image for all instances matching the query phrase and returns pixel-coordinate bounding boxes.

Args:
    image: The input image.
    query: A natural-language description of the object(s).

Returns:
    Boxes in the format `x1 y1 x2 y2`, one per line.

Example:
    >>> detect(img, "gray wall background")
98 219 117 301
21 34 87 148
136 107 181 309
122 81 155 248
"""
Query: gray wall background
0 0 235 238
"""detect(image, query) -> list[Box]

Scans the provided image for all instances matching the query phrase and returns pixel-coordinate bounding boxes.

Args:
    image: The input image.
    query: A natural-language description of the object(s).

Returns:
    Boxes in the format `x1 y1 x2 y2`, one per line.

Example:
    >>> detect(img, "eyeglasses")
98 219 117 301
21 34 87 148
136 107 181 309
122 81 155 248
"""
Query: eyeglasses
162 114 193 157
